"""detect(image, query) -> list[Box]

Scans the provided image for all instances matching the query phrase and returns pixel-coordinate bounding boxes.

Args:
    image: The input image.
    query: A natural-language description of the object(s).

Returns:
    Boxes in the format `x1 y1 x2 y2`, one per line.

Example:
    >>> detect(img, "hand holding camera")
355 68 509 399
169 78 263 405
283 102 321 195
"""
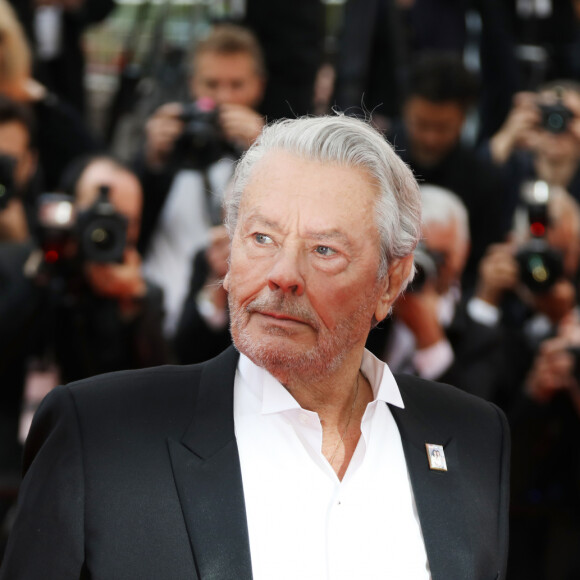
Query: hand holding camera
525 335 578 403
393 280 445 349
144 103 185 169
475 243 520 307
489 92 541 164
490 88 580 166
525 311 580 410
145 98 262 171
84 245 146 303
218 104 264 149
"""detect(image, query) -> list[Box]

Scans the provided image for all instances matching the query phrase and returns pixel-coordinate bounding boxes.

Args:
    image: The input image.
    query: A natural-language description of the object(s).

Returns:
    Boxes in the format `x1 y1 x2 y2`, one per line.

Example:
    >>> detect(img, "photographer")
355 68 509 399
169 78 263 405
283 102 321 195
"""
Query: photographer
476 184 580 334
366 184 510 405
481 81 580 221
135 23 266 337
473 185 580 579
29 154 170 384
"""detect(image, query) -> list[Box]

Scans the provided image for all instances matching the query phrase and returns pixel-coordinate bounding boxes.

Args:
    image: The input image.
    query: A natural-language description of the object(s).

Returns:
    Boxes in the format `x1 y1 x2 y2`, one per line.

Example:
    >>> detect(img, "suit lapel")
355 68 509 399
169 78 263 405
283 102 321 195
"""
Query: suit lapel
168 347 253 580
390 378 475 580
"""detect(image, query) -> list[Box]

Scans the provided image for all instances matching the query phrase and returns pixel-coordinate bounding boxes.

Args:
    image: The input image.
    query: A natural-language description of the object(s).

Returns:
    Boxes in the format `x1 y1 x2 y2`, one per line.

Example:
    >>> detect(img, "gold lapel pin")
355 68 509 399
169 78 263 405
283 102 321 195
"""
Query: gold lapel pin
425 443 447 471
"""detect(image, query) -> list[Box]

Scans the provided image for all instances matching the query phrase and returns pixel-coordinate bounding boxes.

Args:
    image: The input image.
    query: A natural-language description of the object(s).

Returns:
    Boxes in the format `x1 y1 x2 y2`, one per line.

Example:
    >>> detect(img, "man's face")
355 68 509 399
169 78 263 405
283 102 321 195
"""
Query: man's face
224 151 408 381
422 219 468 294
75 160 143 247
404 97 465 167
0 120 35 192
535 130 580 165
191 51 264 109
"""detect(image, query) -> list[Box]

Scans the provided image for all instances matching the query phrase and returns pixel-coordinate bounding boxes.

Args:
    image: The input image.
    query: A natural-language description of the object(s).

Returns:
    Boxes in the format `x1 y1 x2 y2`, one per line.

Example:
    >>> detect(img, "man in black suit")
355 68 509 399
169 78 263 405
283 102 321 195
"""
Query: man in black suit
0 115 509 579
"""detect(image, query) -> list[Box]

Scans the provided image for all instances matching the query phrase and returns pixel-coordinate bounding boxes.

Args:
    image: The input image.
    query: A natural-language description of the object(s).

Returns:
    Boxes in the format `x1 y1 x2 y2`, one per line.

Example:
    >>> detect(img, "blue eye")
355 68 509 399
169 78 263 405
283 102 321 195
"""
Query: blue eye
255 233 273 244
315 246 337 257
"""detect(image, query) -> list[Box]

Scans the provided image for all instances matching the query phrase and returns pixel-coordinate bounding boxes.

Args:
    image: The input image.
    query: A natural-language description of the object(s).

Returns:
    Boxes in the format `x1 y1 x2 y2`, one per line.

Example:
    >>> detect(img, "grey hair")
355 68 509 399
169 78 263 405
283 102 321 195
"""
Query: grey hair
224 114 422 286
420 184 470 243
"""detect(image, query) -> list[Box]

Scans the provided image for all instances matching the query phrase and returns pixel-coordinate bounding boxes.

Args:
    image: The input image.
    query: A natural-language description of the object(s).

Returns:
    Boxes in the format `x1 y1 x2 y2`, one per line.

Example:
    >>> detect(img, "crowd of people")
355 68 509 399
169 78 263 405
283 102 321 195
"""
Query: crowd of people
1 0 580 578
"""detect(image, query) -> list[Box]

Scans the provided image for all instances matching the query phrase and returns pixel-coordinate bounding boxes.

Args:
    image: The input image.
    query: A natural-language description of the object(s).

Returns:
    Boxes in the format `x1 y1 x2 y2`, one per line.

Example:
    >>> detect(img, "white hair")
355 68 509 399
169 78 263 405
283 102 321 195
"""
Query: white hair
224 114 422 285
420 184 470 243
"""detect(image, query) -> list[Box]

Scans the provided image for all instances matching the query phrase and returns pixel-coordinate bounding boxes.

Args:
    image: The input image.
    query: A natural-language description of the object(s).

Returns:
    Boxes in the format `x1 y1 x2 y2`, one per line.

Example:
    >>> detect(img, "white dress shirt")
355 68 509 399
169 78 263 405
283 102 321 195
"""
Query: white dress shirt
234 350 431 580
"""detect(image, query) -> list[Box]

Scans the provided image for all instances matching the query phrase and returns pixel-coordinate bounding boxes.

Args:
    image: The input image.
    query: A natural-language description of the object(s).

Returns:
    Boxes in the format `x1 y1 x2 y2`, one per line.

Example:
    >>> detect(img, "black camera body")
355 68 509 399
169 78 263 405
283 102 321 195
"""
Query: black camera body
538 100 573 134
515 186 564 293
0 153 16 211
516 237 563 294
76 185 128 263
410 241 445 292
36 185 128 268
172 98 230 169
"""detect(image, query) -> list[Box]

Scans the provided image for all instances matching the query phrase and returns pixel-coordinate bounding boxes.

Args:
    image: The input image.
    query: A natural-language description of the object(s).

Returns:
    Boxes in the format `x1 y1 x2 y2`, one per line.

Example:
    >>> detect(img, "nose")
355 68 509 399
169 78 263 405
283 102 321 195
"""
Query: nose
267 249 305 296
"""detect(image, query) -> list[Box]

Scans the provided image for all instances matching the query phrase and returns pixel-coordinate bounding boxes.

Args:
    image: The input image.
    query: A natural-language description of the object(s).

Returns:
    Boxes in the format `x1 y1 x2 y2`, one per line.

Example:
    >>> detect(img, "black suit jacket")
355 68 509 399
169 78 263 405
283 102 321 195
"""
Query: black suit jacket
1 347 510 579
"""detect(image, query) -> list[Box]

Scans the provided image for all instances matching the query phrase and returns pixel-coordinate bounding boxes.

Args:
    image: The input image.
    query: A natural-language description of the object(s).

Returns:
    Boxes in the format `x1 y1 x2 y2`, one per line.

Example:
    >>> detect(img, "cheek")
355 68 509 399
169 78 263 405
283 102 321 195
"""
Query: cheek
309 281 370 330
227 250 266 298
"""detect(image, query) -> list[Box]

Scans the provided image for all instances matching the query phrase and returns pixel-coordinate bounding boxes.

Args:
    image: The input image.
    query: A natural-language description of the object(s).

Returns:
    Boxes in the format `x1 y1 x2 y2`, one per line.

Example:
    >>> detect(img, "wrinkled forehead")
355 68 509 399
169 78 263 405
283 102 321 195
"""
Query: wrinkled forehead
236 150 381 231
240 149 379 203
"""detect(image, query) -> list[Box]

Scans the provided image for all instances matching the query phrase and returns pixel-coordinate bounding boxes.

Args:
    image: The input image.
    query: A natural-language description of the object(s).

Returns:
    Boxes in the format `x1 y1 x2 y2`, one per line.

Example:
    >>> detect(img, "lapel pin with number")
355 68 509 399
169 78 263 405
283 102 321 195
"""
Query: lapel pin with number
425 443 447 471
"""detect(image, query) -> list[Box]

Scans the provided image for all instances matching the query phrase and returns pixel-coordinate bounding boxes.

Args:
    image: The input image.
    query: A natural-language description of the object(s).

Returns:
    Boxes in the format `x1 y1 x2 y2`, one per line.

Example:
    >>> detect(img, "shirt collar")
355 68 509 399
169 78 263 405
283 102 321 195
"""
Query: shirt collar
238 349 405 416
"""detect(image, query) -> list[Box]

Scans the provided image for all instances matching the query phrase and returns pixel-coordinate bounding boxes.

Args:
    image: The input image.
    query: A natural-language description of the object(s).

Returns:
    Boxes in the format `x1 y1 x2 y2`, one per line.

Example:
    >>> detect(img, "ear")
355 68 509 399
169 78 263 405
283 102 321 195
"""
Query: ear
374 255 414 323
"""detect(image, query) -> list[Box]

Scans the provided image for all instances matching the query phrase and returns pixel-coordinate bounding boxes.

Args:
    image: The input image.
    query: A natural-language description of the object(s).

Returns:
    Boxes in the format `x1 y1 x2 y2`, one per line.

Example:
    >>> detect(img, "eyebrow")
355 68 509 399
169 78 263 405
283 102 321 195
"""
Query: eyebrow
242 213 279 233
307 230 353 251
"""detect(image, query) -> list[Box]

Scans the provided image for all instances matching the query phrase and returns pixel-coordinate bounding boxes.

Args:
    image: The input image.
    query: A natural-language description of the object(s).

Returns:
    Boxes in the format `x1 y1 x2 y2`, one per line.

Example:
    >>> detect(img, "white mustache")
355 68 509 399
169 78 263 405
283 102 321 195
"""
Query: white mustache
246 294 319 329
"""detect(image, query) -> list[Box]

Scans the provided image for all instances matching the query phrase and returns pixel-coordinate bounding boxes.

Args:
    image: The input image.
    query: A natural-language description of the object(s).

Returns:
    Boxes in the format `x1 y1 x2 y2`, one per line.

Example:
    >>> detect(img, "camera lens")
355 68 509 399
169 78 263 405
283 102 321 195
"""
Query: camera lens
546 112 565 132
525 254 549 284
516 241 564 293
91 227 115 250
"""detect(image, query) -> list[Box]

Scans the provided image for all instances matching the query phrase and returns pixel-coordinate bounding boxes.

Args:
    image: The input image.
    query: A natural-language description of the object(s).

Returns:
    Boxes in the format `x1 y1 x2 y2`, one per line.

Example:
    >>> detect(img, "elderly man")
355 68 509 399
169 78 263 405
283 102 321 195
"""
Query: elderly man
0 116 509 580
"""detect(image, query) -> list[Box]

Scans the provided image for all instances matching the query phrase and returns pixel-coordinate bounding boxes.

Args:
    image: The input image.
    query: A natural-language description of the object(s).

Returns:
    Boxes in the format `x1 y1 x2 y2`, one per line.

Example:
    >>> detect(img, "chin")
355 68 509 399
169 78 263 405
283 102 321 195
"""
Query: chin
232 328 345 381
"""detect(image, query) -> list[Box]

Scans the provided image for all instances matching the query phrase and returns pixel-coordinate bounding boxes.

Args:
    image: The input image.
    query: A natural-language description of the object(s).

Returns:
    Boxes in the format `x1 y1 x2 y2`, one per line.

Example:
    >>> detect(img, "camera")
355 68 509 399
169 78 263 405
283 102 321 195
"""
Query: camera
538 88 574 134
0 153 16 211
172 98 231 169
515 181 564 293
409 241 445 292
36 185 128 267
